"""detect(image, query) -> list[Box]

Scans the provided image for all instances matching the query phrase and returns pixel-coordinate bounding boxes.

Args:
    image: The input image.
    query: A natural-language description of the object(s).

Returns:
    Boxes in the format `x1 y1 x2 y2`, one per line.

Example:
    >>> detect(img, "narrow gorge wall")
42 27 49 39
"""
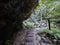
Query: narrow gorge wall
0 0 39 45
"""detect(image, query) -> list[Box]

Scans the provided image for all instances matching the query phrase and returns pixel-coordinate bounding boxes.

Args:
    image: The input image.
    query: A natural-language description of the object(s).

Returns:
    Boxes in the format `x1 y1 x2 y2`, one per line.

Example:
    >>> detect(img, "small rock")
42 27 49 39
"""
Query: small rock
41 37 52 44
36 35 41 41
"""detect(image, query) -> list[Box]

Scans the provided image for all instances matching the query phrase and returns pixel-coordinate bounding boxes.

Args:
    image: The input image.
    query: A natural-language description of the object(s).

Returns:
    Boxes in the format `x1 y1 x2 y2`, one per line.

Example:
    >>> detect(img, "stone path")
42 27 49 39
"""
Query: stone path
25 28 54 45
25 29 41 45
13 28 54 45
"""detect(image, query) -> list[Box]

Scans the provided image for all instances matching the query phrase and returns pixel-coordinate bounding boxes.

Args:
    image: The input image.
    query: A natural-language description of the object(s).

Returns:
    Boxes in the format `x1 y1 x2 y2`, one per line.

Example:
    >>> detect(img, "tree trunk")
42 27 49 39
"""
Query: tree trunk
48 19 51 30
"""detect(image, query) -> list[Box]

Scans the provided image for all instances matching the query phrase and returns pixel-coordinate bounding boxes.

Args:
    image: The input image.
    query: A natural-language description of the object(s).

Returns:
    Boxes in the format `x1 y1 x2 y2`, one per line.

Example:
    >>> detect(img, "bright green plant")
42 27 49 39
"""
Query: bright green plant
23 21 36 29
45 29 60 39
38 29 60 39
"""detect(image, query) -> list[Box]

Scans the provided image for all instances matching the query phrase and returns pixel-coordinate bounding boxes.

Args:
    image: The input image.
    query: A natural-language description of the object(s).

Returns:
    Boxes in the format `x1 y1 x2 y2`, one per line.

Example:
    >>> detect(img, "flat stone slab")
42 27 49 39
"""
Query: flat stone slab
27 31 35 34
41 42 52 45
26 33 35 37
27 31 37 35
25 29 40 45
25 42 37 45
25 37 36 42
27 32 35 34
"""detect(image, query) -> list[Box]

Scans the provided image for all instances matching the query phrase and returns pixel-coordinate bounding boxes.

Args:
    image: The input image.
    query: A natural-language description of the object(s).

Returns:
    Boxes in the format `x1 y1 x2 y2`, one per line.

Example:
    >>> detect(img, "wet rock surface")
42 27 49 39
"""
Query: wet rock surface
14 28 57 45
25 29 41 45
25 29 55 45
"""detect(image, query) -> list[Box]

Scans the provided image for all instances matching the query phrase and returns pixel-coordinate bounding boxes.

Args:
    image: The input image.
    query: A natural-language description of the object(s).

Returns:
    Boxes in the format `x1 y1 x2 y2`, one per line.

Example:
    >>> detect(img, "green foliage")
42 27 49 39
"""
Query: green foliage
6 40 13 45
23 0 60 29
56 23 60 27
46 29 60 34
39 0 60 19
38 29 60 39
23 21 36 29
36 0 42 10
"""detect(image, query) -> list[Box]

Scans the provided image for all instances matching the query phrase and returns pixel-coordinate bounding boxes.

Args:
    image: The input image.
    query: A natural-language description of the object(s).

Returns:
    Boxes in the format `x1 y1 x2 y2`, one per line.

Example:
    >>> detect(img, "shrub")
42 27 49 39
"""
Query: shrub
38 29 60 39
23 22 36 29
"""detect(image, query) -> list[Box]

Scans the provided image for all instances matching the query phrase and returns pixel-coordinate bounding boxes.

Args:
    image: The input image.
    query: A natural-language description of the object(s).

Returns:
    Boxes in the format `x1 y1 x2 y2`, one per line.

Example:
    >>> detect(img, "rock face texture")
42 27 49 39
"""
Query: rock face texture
0 0 38 45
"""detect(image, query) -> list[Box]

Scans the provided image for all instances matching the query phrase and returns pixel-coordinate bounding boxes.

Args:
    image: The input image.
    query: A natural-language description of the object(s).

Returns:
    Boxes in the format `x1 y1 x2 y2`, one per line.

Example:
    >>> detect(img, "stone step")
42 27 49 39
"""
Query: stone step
25 42 37 45
26 33 35 37
25 36 36 42
25 29 41 45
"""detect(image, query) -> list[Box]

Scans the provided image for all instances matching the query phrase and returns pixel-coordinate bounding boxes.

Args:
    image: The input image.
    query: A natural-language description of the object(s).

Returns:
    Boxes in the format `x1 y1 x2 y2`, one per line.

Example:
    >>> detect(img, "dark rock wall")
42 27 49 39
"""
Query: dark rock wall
0 0 39 44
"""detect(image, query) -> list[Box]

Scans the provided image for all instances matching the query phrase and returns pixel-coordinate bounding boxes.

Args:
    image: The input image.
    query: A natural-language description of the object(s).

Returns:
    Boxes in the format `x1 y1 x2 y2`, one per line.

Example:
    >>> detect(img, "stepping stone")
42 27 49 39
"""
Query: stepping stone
40 42 46 45
25 42 37 45
36 35 41 41
46 44 51 45
26 33 35 37
25 37 35 42
27 31 35 34
27 32 35 34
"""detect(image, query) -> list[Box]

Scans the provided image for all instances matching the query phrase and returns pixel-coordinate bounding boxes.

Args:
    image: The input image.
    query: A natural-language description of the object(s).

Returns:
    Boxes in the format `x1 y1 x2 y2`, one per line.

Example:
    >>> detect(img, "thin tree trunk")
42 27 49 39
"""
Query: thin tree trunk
48 19 51 30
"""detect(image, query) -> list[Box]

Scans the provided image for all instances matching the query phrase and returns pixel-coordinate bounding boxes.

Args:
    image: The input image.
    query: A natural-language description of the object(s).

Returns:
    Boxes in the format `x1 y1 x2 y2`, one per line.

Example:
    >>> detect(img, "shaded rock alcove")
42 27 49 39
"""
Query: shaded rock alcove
0 0 39 45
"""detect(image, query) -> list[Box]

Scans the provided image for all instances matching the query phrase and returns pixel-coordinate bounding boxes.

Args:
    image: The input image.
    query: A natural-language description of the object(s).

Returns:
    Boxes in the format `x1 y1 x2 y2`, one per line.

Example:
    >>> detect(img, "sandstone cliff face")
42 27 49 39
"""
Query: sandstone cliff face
0 0 38 44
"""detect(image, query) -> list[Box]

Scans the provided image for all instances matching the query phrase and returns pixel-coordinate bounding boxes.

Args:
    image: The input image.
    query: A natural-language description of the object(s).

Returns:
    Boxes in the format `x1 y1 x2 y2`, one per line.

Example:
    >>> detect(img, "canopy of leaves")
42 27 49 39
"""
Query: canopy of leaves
40 0 60 19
